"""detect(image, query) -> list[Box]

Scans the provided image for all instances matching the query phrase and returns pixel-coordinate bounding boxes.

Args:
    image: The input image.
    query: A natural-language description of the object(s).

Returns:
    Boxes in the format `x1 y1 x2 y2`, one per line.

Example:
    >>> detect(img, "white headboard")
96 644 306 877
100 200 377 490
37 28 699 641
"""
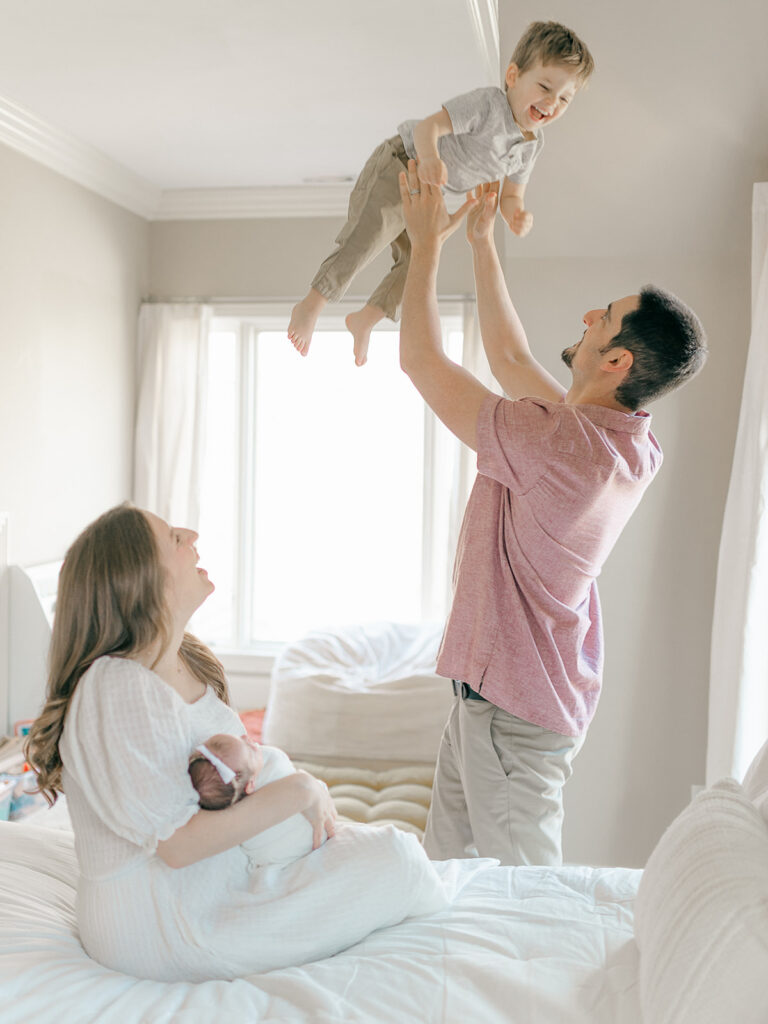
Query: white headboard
7 561 59 733
0 513 8 736
0 518 60 738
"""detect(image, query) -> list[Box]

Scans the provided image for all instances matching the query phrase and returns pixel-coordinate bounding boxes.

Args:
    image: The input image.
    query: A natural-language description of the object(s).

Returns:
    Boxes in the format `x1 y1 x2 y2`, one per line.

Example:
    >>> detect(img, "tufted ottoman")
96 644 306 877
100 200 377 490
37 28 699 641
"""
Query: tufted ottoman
263 622 453 766
294 761 435 840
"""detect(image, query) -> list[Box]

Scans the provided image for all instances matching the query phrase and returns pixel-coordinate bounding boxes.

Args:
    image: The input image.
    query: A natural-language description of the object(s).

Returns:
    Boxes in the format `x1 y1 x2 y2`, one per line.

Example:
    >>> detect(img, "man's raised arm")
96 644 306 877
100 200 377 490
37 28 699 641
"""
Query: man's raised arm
398 161 492 452
467 183 565 403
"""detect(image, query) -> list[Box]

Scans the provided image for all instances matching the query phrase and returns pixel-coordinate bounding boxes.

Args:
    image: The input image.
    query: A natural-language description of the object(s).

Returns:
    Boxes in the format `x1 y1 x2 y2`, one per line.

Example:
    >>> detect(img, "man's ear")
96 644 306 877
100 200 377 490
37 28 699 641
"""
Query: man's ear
602 348 633 374
505 63 519 90
244 778 256 795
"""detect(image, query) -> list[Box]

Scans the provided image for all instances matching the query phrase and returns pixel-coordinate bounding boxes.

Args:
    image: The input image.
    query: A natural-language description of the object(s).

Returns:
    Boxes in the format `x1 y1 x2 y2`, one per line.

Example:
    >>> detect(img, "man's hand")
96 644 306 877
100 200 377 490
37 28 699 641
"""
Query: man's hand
466 181 499 247
399 159 476 251
417 155 448 187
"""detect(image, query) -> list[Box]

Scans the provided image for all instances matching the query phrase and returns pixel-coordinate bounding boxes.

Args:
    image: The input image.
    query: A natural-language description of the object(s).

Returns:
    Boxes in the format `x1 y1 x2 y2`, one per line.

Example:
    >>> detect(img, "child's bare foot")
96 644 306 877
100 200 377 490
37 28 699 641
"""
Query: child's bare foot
345 305 385 366
288 289 327 356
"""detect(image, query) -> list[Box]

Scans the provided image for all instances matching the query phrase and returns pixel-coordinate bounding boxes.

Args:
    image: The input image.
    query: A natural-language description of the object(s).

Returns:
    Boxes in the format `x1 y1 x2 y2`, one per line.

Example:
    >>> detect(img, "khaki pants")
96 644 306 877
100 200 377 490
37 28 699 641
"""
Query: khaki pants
423 693 585 866
311 136 410 321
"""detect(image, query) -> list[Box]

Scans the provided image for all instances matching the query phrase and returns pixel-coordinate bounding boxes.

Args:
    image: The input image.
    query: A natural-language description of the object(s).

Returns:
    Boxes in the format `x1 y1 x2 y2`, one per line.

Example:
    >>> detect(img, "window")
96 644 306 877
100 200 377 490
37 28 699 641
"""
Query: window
189 305 465 651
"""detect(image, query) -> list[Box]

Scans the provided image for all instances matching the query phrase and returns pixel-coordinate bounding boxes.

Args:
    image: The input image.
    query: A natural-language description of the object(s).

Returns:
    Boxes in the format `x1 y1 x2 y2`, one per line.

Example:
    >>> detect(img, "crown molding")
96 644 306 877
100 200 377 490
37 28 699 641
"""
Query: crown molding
0 95 160 219
154 184 352 221
0 0 500 223
0 93 354 220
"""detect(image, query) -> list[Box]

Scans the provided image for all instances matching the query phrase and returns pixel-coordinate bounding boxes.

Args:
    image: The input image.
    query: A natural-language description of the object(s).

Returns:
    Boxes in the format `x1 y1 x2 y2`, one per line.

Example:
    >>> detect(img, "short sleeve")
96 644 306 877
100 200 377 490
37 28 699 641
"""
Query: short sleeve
505 132 544 184
442 87 494 137
61 657 200 851
476 394 558 493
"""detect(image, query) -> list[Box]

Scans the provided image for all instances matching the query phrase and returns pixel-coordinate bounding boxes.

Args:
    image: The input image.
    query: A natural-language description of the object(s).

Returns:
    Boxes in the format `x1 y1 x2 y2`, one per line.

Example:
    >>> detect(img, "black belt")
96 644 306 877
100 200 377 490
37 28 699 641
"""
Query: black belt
452 679 487 702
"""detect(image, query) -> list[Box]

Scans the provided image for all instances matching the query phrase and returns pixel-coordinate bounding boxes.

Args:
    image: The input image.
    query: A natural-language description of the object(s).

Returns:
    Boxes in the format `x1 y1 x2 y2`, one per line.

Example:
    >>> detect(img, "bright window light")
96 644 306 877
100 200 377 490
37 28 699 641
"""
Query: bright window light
190 311 464 650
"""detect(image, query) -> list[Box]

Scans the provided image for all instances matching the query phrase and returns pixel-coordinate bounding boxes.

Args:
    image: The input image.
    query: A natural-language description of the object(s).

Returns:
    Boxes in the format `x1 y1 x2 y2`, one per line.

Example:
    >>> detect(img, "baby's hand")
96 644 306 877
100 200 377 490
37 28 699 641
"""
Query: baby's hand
417 156 448 187
507 208 534 238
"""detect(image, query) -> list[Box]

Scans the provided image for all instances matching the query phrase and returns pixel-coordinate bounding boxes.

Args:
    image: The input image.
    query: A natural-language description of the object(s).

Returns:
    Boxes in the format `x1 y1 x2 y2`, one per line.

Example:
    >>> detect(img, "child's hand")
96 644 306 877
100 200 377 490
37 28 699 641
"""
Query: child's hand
466 182 498 246
507 207 534 238
417 156 448 187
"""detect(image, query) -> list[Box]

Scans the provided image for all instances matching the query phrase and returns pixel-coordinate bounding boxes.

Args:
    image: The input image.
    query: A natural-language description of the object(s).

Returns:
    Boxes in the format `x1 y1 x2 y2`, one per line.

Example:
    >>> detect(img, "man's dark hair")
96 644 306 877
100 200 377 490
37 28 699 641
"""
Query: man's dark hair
604 286 707 411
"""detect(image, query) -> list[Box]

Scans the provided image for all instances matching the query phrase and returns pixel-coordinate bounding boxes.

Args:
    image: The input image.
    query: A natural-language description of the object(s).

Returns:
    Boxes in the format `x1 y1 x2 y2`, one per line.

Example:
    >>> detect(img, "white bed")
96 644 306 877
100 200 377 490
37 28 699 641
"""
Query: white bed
3 543 767 1024
6 776 768 1024
0 817 642 1024
0 549 648 1023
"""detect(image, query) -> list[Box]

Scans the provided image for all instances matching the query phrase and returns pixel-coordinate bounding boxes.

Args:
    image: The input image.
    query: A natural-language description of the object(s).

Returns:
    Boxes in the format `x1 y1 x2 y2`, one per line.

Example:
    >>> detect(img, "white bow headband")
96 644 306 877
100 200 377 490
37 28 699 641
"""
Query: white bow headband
195 744 236 785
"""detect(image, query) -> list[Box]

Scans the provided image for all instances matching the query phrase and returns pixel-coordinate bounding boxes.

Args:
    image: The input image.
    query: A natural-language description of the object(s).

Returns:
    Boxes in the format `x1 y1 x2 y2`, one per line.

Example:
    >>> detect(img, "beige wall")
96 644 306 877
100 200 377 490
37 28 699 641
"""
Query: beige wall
148 0 768 866
148 212 746 866
509 252 748 865
497 0 768 864
149 214 474 302
0 144 149 565
2 0 765 868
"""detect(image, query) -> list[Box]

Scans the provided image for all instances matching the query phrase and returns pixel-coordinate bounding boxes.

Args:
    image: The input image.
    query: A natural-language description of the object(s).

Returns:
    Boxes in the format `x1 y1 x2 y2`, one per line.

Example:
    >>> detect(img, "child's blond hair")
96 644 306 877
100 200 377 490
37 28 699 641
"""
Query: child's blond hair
510 21 595 86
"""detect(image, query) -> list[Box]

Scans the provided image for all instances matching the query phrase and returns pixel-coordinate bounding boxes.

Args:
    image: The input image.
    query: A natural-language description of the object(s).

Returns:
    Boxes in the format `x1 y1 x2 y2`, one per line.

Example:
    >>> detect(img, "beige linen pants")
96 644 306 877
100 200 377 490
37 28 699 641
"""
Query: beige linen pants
311 136 410 321
423 694 585 866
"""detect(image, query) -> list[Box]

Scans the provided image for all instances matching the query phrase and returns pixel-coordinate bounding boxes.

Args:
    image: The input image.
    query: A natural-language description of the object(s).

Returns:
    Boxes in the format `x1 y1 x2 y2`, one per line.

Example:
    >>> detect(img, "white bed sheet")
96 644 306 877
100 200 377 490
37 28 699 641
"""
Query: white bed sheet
0 820 642 1024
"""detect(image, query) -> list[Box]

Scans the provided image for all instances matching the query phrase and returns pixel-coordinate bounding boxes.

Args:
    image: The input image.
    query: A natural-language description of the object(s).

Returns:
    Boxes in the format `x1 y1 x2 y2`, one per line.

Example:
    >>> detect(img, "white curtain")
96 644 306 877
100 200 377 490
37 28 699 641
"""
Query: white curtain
452 298 498 535
420 301 501 621
133 303 211 531
707 183 768 784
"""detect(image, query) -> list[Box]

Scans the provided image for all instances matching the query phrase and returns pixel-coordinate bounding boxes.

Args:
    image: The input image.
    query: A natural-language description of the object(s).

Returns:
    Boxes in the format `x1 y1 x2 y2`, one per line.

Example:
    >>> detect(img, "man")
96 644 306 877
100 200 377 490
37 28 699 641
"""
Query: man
397 162 707 866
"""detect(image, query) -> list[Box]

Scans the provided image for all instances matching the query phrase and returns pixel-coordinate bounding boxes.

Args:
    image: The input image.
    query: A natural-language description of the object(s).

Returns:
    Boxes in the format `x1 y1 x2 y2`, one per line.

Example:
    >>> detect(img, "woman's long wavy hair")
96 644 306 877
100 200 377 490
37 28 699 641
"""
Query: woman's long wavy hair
25 503 229 805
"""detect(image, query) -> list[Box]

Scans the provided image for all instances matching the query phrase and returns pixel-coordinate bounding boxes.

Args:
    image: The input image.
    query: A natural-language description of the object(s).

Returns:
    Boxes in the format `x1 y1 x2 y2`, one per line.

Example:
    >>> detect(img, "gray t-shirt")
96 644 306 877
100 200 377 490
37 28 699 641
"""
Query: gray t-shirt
398 86 543 195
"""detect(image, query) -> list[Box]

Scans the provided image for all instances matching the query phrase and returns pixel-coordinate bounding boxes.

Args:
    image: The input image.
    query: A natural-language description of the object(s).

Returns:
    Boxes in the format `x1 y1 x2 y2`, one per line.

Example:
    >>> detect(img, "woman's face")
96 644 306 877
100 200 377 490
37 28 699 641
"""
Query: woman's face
143 511 214 623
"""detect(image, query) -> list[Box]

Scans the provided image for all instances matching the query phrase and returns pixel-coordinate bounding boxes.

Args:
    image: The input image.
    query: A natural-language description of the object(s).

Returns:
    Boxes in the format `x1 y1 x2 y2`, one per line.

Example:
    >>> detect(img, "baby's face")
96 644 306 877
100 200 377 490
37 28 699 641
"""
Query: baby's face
211 732 263 781
235 735 263 780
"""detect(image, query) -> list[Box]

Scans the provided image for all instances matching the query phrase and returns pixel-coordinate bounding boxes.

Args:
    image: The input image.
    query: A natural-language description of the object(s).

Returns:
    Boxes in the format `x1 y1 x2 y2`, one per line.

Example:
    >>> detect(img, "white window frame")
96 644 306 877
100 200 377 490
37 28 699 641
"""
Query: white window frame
203 300 466 673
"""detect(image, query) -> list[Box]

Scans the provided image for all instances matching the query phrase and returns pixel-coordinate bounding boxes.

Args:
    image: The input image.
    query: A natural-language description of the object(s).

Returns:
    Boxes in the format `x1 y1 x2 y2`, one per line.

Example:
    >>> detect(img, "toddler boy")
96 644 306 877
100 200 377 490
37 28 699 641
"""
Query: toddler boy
288 20 594 366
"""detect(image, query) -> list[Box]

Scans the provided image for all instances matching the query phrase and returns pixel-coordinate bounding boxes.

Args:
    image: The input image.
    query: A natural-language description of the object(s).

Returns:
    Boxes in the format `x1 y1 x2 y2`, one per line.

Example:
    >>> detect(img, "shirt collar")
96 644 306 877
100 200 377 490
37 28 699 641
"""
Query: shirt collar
573 402 652 434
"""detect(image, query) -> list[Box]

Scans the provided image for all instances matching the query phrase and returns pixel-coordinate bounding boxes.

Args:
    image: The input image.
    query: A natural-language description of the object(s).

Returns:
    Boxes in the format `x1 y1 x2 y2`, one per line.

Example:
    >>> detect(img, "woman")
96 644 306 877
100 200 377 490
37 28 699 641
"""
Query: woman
26 505 446 982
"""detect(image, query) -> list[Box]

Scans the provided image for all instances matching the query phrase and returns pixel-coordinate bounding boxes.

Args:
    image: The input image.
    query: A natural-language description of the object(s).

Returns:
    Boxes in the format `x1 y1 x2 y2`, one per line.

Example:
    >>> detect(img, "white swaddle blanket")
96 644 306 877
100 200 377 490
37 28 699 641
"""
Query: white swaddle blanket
241 746 316 867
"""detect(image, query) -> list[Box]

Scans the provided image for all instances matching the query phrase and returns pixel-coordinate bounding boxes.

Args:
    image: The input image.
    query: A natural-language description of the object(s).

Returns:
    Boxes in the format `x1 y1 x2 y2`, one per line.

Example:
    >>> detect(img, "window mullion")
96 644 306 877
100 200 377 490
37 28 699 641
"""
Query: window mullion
236 325 257 647
421 395 436 621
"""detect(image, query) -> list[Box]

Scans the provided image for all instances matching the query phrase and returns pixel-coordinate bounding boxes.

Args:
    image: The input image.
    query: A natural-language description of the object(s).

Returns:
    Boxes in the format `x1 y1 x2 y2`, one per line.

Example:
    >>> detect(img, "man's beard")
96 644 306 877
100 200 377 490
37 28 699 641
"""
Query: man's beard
561 346 574 368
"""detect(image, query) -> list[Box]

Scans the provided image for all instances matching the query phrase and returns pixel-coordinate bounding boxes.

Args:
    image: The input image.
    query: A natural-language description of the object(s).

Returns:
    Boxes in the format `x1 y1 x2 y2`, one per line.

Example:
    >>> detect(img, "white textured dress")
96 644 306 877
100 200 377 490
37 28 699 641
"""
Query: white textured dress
60 656 447 982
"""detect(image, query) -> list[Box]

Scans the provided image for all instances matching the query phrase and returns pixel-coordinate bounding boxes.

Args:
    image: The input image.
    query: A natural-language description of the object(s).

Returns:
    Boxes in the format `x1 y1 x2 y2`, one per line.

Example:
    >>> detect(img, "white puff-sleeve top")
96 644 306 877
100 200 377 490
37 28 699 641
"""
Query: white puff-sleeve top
60 655 249 979
59 655 447 983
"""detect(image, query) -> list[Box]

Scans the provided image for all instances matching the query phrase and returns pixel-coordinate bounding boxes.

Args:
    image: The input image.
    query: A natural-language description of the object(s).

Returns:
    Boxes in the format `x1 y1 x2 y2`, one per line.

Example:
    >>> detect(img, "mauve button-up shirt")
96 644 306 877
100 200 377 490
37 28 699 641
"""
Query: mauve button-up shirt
436 394 662 736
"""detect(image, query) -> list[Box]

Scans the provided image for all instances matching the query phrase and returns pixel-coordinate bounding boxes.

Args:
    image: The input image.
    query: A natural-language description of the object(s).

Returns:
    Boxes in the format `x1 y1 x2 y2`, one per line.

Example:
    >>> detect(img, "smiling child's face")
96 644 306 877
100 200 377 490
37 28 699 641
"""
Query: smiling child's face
505 60 579 136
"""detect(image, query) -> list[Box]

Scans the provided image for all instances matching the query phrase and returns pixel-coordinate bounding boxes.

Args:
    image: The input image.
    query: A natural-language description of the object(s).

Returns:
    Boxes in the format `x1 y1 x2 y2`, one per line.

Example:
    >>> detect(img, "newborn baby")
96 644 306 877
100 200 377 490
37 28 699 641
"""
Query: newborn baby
189 733 322 867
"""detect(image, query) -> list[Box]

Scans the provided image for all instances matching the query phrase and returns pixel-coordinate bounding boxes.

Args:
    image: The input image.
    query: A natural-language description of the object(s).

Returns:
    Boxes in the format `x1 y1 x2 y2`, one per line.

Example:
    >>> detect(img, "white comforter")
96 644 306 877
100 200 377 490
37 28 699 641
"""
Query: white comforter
0 821 642 1024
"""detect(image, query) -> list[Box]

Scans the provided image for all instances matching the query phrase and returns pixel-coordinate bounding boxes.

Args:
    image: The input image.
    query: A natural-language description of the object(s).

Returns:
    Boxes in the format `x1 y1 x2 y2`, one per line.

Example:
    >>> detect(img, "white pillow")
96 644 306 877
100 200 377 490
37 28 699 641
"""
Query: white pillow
264 622 452 763
634 778 768 1024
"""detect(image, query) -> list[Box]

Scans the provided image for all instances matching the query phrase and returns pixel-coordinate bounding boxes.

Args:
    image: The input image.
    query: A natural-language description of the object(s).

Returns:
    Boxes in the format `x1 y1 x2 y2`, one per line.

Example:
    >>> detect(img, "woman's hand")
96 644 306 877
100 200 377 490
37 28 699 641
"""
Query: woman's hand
465 181 499 247
298 770 337 849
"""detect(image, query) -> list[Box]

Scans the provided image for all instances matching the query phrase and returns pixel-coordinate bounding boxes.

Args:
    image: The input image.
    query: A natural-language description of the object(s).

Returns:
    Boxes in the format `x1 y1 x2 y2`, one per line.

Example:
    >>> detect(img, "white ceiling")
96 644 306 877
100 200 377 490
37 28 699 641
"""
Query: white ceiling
1 0 766 254
0 0 498 214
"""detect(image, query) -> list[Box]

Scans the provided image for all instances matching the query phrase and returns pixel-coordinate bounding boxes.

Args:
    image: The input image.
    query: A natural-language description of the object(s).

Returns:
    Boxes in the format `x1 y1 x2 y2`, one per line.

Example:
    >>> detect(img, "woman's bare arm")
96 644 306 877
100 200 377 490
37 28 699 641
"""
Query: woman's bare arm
156 770 336 868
